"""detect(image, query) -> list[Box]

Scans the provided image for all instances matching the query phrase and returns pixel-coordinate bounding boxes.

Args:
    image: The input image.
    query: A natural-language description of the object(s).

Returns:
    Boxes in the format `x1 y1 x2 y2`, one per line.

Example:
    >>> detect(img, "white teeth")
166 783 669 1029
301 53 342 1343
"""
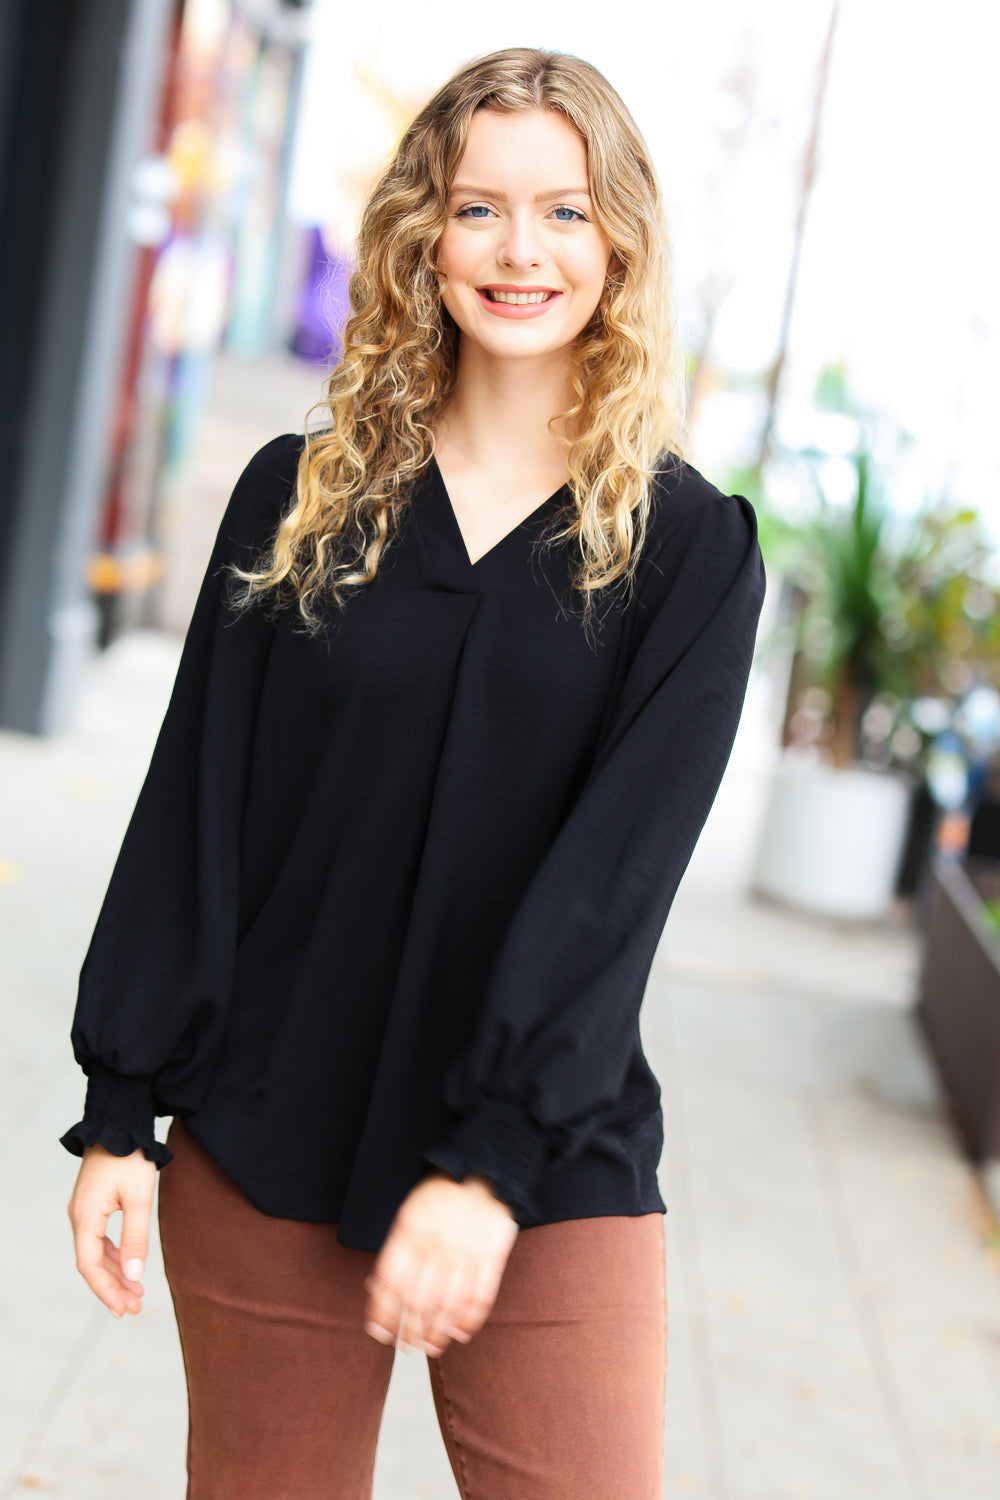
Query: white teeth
486 290 554 304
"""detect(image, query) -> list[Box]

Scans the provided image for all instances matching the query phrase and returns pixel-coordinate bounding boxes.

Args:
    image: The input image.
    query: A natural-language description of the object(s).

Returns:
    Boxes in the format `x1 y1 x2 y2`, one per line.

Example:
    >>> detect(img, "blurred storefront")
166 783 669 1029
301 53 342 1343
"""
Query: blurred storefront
100 0 316 646
0 0 312 736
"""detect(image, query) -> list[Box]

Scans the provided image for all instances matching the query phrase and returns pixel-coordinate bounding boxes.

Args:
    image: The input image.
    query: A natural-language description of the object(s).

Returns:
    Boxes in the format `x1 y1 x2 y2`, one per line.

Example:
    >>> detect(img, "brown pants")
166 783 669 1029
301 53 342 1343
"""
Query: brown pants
158 1117 667 1499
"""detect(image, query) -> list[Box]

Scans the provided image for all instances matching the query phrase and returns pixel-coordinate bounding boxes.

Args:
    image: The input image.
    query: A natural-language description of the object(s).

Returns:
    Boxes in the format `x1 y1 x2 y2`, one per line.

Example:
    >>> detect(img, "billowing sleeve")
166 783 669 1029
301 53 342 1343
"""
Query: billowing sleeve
422 477 766 1219
59 433 299 1166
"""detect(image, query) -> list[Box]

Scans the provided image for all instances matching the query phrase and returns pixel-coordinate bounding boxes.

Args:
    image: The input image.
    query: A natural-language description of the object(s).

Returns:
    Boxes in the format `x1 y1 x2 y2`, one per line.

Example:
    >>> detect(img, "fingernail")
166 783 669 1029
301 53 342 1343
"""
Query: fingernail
125 1259 144 1281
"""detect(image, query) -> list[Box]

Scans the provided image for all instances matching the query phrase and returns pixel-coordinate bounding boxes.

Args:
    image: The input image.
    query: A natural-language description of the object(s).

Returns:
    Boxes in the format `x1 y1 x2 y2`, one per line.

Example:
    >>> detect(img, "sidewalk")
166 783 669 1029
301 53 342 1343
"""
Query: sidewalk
2 357 999 1497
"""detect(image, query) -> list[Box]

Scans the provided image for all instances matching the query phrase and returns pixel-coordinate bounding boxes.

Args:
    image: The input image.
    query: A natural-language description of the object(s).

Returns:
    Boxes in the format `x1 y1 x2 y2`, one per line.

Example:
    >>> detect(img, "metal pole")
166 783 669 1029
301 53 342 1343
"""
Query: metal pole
754 0 841 474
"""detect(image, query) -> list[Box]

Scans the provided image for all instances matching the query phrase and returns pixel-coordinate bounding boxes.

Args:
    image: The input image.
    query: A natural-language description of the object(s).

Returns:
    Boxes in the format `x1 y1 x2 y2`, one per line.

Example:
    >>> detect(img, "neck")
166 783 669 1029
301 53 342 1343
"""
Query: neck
436 338 575 473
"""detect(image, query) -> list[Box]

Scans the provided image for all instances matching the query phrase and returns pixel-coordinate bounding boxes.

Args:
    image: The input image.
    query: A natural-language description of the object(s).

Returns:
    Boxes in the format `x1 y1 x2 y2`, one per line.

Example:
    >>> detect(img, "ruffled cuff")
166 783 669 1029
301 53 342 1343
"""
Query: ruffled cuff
422 1097 552 1223
59 1063 173 1167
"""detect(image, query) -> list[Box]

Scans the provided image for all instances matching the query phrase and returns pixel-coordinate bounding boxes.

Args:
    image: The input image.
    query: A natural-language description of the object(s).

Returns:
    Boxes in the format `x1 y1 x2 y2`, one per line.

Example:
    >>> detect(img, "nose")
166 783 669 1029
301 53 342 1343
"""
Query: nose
497 209 544 270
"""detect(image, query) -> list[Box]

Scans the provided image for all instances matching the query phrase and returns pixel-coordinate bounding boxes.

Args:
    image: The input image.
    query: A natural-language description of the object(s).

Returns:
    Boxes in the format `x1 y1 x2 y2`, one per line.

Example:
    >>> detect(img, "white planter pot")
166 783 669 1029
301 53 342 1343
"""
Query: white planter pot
752 760 912 920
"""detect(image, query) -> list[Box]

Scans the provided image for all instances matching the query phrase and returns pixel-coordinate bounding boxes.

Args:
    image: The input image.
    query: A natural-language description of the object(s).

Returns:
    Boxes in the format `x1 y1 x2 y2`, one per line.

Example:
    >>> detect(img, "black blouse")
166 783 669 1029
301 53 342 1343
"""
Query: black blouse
60 433 765 1253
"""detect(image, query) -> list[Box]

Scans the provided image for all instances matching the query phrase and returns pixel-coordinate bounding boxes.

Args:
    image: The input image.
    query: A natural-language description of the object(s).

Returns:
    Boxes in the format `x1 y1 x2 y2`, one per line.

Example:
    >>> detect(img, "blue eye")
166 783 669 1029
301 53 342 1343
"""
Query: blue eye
457 204 493 219
552 206 586 222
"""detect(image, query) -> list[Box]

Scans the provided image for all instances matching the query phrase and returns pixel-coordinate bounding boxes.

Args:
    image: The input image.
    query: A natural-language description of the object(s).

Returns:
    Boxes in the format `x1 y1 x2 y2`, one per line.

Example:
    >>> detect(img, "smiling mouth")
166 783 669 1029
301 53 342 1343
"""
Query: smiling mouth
480 289 559 305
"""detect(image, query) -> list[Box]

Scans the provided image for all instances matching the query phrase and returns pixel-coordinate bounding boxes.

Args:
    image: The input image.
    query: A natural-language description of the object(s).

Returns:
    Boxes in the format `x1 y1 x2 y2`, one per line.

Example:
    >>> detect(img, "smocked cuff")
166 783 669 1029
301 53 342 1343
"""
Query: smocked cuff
59 1063 173 1167
422 1097 552 1223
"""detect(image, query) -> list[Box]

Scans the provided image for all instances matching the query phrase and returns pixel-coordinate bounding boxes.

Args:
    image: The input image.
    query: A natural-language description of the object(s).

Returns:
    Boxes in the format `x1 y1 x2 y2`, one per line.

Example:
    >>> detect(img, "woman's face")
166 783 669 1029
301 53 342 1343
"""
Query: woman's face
436 108 613 365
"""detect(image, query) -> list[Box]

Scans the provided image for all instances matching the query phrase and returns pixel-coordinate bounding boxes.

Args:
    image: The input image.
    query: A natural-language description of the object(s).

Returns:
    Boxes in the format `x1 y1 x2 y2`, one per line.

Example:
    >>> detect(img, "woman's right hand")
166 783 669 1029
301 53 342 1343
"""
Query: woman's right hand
67 1144 158 1317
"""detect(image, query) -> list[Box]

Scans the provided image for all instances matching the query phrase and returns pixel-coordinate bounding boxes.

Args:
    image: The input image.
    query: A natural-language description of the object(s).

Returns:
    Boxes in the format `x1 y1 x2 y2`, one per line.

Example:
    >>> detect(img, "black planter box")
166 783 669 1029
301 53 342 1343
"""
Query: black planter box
915 857 1000 1164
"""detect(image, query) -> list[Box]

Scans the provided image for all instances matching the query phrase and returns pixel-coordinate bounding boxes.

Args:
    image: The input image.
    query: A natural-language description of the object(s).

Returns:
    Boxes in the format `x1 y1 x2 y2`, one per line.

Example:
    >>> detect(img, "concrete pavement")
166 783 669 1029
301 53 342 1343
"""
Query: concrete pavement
2 354 999 1497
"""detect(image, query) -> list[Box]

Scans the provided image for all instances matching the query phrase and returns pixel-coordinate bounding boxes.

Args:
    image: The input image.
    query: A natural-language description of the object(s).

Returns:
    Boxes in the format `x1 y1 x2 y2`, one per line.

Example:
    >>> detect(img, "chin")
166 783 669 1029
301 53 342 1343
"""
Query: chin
485 334 571 361
461 309 589 359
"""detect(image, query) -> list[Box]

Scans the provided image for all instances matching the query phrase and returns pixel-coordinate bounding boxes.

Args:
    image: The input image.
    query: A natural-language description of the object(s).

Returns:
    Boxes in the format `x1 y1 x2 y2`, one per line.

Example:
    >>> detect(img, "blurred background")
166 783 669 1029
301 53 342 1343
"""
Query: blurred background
2 0 1000 1496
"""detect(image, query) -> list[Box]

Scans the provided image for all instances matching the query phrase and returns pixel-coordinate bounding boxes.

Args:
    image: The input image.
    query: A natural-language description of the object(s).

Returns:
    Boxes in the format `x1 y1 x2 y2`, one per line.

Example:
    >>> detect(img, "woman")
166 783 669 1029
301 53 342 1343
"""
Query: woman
63 47 765 1499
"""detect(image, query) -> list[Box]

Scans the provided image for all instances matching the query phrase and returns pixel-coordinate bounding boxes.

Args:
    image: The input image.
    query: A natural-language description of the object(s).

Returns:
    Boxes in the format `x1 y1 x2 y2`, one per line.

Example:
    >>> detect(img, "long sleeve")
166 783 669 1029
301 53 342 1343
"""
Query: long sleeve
422 476 766 1220
59 434 298 1165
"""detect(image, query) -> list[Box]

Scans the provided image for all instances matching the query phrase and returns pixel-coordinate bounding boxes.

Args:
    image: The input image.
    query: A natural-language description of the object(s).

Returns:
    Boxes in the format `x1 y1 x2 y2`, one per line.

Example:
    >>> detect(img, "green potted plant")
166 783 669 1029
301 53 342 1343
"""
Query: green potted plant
751 440 1000 919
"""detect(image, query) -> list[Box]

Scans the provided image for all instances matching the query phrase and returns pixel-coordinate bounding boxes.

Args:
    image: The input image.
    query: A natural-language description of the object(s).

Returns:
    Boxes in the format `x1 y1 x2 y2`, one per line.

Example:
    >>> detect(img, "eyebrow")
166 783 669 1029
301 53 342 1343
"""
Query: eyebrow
449 184 592 202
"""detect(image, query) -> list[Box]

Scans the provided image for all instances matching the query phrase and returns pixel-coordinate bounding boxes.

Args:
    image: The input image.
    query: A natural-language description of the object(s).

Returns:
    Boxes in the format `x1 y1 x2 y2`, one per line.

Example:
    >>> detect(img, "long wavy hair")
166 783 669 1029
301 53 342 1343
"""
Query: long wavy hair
227 47 686 636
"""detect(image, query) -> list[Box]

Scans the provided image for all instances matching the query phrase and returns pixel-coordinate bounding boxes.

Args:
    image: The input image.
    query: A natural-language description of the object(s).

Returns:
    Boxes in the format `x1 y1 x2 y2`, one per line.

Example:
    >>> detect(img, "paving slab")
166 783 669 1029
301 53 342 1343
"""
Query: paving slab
647 968 1000 1500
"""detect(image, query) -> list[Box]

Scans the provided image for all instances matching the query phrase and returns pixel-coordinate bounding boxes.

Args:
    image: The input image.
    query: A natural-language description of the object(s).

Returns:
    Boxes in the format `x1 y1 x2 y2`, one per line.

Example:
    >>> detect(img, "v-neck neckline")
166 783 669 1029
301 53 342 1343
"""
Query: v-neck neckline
429 455 568 572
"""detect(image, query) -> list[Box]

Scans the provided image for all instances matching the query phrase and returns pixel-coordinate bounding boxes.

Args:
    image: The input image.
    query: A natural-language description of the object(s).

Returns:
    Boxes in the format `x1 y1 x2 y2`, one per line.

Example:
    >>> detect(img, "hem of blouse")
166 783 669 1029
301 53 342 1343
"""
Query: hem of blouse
517 1182 668 1231
421 1096 552 1222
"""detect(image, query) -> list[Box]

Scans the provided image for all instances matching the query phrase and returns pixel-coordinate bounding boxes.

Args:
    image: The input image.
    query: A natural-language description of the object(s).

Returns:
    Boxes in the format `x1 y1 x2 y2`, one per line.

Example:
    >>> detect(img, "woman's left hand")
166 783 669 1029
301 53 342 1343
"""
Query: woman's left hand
364 1169 519 1357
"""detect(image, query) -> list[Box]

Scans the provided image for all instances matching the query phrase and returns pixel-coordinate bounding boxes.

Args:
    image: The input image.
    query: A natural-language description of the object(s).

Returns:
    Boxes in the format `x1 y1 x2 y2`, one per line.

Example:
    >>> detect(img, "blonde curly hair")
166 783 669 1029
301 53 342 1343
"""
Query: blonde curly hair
228 46 686 635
